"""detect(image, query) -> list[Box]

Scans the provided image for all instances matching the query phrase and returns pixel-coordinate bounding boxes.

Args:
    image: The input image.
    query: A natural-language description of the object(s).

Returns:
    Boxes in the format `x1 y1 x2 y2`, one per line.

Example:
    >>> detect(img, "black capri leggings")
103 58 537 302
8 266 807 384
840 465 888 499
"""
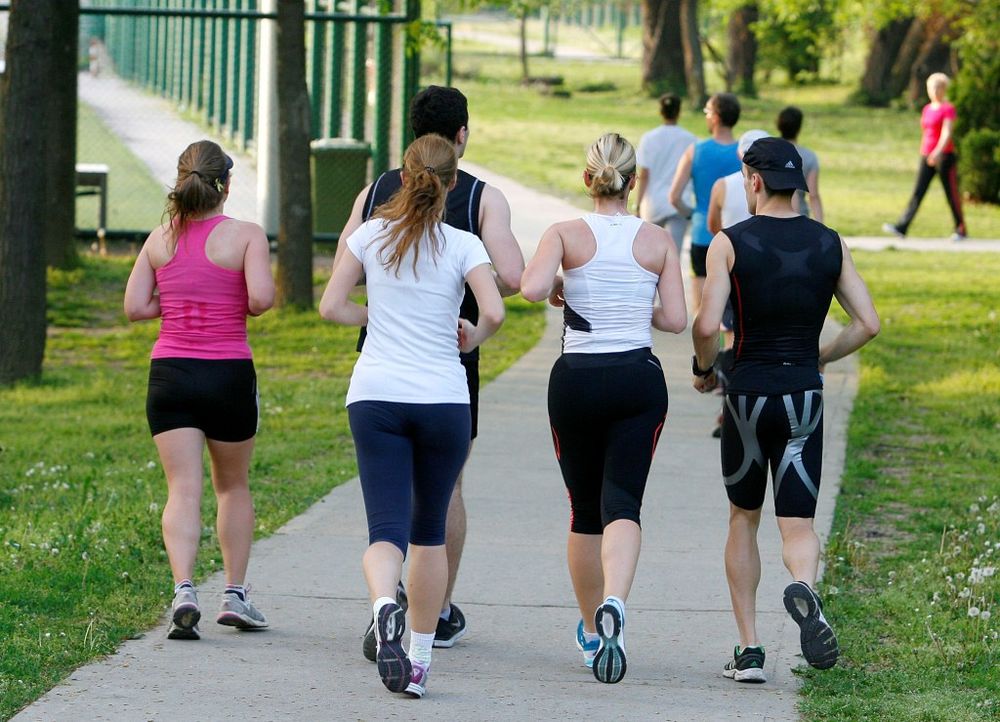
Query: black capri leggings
348 400 470 555
547 348 669 534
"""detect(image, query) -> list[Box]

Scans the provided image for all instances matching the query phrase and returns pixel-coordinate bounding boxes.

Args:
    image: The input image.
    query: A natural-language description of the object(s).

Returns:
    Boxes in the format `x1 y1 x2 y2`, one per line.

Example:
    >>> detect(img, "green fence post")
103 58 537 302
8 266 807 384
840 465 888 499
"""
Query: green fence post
308 0 324 139
327 8 345 137
218 5 230 132
196 0 207 115
444 21 452 86
349 0 367 141
229 3 242 141
373 1 393 174
616 0 625 58
243 0 256 149
206 0 217 124
184 0 195 109
399 0 420 153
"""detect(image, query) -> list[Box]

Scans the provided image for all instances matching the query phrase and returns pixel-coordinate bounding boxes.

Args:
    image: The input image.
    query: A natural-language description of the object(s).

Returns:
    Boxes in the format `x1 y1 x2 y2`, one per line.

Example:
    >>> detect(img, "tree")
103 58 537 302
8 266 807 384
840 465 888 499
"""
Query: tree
0 0 53 384
679 0 706 105
726 4 758 96
44 1 80 270
641 0 686 95
275 0 314 308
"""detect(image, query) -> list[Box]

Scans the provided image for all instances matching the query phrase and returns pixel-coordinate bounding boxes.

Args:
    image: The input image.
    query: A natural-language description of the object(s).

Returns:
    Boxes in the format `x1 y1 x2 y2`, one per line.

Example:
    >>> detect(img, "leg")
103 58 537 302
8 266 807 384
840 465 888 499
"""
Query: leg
601 519 641 601
689 244 708 314
895 156 936 234
206 437 256 586
937 152 966 236
154 428 206 584
567 532 603 632
406 545 449 634
440 448 470 611
726 504 763 648
666 215 688 256
364 541 405 605
776 516 820 586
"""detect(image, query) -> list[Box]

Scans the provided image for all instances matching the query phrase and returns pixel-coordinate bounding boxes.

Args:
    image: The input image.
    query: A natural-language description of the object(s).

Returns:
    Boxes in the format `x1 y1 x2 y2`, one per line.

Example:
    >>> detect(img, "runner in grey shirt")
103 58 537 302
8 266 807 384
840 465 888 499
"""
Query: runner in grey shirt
777 106 823 222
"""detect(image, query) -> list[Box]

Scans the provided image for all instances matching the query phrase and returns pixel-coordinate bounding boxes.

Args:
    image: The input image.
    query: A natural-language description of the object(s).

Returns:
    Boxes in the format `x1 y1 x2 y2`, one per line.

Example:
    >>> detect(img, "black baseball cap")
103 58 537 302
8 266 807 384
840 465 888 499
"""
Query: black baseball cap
741 137 808 192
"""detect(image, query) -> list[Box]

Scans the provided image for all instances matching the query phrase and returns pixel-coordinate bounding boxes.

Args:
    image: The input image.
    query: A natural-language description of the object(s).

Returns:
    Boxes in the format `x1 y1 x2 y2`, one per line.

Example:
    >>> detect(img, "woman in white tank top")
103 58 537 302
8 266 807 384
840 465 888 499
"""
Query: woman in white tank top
521 133 687 684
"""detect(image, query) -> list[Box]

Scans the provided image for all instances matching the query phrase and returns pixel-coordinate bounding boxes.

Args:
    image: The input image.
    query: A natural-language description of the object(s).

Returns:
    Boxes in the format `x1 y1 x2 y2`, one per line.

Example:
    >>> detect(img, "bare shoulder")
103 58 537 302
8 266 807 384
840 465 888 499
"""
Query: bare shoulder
633 221 673 272
480 182 511 210
143 224 172 267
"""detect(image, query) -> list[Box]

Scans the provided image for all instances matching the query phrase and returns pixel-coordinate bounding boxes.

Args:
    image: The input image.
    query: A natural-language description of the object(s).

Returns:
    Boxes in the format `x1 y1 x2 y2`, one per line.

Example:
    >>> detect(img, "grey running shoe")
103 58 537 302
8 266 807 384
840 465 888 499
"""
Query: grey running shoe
433 603 467 648
723 645 766 683
363 582 408 662
216 589 268 630
404 659 429 698
592 601 627 684
882 222 904 238
167 586 201 640
783 581 839 669
375 602 411 693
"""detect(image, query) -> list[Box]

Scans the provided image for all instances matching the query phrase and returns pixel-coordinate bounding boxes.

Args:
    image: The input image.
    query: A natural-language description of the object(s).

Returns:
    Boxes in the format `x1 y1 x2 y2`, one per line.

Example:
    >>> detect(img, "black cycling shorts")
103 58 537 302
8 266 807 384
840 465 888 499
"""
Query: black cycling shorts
461 352 480 440
548 348 668 534
721 390 823 518
146 358 258 442
690 244 709 277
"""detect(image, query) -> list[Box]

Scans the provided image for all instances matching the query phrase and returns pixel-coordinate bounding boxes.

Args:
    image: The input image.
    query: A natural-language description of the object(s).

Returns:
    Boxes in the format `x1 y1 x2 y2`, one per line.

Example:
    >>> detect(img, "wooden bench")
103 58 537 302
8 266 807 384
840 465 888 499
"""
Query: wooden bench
76 163 109 252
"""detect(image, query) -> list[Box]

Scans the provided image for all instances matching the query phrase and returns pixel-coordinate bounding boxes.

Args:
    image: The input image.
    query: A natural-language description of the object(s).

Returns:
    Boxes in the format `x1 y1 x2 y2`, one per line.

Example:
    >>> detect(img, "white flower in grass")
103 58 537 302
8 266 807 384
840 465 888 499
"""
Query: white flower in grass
81 552 88 561
969 606 981 618
146 461 157 469
981 610 992 622
978 523 987 535
148 502 159 513
970 503 981 513
959 587 972 598
50 548 59 555
827 586 840 595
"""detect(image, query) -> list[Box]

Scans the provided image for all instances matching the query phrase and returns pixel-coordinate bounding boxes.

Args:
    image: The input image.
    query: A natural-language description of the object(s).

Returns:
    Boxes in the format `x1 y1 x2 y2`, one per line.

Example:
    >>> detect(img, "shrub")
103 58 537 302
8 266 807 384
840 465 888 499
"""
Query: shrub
958 129 1000 204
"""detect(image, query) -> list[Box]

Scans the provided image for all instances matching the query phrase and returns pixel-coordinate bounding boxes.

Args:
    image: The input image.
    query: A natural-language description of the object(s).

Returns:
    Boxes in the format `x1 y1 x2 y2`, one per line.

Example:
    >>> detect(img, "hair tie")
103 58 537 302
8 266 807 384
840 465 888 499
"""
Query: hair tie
424 166 436 175
214 178 225 193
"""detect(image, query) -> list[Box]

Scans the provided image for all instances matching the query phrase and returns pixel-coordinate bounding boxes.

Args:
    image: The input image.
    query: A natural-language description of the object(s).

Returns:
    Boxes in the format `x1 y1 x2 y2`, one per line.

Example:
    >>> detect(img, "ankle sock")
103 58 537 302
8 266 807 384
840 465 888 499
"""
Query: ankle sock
224 584 246 601
409 631 435 665
439 605 452 622
174 579 194 593
582 628 599 644
604 595 625 617
373 596 396 621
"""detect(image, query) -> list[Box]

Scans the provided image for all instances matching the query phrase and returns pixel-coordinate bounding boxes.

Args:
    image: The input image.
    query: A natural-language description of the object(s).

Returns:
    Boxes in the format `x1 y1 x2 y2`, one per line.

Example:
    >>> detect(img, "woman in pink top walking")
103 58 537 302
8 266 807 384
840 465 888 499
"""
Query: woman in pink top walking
124 140 275 640
883 72 967 241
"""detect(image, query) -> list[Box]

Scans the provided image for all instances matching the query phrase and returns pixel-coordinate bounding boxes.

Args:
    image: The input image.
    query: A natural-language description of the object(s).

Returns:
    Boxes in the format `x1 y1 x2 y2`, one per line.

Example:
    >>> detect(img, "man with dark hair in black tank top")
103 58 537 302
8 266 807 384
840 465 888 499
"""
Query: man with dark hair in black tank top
691 137 879 683
331 85 524 660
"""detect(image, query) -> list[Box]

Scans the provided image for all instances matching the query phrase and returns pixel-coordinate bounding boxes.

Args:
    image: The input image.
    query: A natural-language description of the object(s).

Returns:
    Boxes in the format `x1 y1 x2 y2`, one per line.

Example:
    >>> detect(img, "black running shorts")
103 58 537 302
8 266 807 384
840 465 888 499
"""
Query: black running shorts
146 358 258 442
461 352 480 441
690 244 709 277
721 390 823 518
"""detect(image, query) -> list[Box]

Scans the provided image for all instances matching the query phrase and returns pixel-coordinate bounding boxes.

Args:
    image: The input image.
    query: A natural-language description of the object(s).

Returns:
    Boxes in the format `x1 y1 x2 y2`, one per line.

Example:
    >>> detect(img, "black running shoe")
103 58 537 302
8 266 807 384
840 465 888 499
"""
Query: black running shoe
433 603 467 648
783 581 840 669
592 601 627 684
723 645 766 683
363 582 408 662
375 602 411 693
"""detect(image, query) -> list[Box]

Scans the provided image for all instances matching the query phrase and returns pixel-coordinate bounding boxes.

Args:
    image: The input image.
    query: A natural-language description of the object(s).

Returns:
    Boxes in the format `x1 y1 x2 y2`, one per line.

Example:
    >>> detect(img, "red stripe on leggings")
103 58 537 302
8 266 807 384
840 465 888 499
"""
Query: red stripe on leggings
651 417 665 459
550 425 561 461
947 163 965 233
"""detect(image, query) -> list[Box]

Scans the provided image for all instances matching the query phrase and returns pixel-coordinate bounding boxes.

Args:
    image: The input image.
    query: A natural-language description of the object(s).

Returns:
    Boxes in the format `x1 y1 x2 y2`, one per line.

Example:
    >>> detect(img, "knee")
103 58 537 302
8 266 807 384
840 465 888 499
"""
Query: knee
728 504 762 529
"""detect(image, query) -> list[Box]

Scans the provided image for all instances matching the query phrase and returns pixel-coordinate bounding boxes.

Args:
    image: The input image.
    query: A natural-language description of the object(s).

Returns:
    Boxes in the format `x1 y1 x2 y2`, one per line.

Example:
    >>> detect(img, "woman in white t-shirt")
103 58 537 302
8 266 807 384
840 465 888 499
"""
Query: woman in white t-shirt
320 134 504 699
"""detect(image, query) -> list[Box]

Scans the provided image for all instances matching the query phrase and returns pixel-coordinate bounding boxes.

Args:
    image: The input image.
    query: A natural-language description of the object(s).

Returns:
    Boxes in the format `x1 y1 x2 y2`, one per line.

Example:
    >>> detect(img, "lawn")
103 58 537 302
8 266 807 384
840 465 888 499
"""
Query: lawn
799 251 999 721
424 31 1000 240
0 258 544 720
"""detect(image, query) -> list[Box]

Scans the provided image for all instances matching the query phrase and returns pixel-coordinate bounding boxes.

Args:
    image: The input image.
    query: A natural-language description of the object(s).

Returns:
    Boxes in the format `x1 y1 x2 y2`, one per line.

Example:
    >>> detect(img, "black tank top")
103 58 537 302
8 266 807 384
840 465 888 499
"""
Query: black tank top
724 215 843 395
356 168 486 356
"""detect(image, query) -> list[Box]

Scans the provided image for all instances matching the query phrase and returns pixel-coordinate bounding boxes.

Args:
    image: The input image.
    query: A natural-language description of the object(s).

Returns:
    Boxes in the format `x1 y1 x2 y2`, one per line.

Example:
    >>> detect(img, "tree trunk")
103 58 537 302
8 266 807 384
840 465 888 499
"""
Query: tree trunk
0 0 51 384
727 4 758 97
641 0 685 95
887 17 928 101
275 0 314 309
44 0 80 270
680 0 705 107
858 16 914 105
905 17 955 106
519 7 529 82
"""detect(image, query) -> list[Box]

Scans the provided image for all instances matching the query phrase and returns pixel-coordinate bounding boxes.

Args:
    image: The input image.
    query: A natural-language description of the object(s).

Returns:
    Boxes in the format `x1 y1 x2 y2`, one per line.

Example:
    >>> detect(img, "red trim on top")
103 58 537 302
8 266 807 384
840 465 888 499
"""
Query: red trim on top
651 417 665 459
732 273 745 359
550 425 561 461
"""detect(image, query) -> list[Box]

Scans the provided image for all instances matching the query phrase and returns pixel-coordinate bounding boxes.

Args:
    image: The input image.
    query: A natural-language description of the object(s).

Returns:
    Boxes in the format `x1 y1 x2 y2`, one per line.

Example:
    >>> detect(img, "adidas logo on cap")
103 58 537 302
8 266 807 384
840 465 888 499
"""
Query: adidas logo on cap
785 160 795 169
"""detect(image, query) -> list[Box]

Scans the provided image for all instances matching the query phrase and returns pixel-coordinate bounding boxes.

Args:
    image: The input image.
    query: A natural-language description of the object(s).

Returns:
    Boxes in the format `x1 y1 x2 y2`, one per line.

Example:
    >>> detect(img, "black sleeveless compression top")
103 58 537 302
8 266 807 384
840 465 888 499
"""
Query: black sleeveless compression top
724 214 843 395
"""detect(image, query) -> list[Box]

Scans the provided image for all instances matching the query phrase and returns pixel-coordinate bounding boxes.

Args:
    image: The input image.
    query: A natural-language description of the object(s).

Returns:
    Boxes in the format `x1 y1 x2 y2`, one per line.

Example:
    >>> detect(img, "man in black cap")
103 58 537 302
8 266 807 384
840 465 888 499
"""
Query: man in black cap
690 137 879 683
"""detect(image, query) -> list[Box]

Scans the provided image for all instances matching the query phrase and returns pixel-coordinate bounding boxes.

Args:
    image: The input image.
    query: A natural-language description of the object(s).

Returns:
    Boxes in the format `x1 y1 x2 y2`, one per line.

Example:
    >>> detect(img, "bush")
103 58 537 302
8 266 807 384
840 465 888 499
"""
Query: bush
958 129 1000 204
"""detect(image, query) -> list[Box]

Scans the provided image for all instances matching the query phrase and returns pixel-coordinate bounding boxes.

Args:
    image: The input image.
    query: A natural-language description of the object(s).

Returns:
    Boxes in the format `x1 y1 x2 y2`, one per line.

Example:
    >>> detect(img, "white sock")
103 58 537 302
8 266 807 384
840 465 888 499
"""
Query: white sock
604 595 626 618
373 596 396 622
439 605 452 621
409 631 435 666
582 629 599 644
174 579 193 593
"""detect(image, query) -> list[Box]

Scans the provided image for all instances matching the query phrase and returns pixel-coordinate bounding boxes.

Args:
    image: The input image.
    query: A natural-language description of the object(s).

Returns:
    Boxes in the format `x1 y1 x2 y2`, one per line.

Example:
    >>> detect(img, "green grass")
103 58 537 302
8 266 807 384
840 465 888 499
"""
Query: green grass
798 251 999 721
431 43 1000 240
77 101 166 234
0 257 544 720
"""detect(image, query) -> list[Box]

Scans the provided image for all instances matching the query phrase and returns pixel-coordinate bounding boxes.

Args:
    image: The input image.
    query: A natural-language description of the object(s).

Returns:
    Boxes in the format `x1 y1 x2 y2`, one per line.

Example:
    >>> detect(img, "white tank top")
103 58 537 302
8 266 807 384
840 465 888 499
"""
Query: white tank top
721 172 751 229
561 214 658 354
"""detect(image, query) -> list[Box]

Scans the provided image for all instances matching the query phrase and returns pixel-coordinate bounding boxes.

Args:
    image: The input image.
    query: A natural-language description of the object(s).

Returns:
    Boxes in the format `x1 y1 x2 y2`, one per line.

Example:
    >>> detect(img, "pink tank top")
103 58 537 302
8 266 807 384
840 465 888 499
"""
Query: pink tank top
151 215 252 360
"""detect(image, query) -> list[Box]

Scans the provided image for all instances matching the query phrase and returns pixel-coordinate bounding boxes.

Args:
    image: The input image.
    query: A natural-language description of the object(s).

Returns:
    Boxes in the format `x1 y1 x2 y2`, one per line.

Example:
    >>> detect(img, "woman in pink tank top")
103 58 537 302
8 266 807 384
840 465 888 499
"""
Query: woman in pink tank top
124 140 275 639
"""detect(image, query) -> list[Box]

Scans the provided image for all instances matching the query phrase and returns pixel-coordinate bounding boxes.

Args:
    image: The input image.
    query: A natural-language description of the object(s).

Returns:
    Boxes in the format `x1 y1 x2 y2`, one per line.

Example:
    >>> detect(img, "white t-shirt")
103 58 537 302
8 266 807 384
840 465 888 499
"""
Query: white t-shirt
636 124 696 224
721 171 751 229
344 218 492 406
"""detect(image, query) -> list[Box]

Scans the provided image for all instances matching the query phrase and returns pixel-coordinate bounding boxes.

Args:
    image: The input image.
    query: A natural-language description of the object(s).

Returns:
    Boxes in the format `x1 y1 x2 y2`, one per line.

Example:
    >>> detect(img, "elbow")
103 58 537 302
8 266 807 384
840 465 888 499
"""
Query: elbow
520 285 547 303
497 267 522 294
124 306 143 322
483 305 506 330
665 313 688 334
249 294 274 316
692 316 717 342
318 298 337 323
864 316 881 340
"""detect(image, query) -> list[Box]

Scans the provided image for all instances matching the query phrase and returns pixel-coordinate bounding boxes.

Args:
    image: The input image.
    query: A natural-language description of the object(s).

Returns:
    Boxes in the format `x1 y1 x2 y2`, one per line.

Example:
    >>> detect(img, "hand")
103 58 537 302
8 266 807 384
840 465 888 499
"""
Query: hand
548 288 565 308
458 318 477 354
693 371 718 393
927 152 940 167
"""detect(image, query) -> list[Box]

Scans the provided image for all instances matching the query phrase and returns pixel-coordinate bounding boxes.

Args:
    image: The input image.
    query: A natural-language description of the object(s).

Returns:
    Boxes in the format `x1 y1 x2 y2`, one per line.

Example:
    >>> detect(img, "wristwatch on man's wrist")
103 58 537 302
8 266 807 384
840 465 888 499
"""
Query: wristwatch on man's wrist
692 355 714 378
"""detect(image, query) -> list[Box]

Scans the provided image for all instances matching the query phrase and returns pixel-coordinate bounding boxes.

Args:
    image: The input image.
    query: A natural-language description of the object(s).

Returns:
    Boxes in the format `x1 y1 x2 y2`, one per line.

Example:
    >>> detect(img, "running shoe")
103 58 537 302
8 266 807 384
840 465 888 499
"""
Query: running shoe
723 645 766 683
575 619 600 668
375 602 412 693
433 603 467 648
363 582 408 662
949 231 967 242
167 585 201 641
216 588 269 629
592 601 627 684
783 581 840 669
882 222 905 238
405 659 430 699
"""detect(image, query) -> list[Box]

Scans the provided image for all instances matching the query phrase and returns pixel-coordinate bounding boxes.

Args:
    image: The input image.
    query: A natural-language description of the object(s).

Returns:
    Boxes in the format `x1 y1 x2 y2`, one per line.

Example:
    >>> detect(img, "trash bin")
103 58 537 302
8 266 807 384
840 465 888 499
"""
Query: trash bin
310 138 372 236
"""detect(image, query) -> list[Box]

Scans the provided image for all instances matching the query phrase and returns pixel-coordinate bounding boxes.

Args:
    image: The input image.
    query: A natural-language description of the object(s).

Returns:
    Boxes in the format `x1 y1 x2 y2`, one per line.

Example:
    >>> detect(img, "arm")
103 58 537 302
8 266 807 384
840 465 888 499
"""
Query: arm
651 237 687 334
668 146 694 219
244 224 275 316
520 224 564 302
927 117 954 167
331 183 372 274
123 233 161 321
478 184 525 296
707 178 725 235
459 263 505 353
818 240 880 366
635 167 650 217
318 247 368 326
806 168 824 223
691 233 734 391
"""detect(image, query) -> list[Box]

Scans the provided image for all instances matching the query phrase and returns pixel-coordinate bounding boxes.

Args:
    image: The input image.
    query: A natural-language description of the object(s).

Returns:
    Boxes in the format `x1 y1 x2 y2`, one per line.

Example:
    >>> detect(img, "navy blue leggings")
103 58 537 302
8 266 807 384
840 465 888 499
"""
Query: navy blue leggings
348 401 471 555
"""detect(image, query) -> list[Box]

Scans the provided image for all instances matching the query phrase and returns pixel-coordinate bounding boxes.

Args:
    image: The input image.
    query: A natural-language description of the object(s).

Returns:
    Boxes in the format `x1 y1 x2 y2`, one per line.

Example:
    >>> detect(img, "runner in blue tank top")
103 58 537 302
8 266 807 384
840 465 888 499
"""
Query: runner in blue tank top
669 92 741 314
